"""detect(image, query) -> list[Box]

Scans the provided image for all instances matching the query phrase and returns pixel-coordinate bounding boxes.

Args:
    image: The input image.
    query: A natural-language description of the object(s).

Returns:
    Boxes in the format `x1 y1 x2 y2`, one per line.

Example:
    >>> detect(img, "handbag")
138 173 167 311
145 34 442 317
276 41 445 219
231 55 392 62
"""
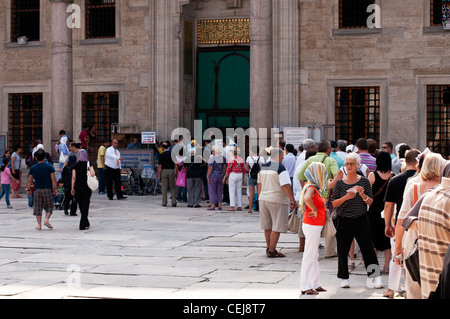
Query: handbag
176 167 187 187
288 208 300 233
87 161 99 191
405 238 421 284
321 208 337 238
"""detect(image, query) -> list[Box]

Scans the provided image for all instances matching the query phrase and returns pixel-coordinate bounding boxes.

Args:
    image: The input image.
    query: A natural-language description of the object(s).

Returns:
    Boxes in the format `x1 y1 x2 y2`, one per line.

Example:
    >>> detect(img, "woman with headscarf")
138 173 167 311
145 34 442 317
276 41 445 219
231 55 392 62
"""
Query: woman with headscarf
62 155 78 216
299 162 328 295
71 149 94 230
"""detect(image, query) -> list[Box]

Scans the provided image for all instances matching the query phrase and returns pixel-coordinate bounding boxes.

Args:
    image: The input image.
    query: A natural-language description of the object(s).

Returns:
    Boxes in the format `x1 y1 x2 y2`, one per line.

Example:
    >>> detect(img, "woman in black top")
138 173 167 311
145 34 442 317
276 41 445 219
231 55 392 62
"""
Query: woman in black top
71 150 94 230
367 151 394 273
184 148 205 207
332 153 382 289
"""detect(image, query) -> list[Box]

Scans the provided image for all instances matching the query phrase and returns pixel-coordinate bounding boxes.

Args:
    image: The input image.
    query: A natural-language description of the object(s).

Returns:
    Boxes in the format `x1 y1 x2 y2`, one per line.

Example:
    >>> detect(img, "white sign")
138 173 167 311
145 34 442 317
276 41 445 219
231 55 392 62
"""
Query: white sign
141 132 156 144
284 127 309 149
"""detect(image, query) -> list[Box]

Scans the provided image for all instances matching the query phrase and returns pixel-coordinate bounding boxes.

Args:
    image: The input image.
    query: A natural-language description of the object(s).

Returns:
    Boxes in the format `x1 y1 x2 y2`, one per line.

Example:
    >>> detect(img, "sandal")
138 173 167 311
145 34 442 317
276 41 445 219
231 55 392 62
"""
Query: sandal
315 286 327 292
44 222 53 229
267 250 285 258
301 289 319 295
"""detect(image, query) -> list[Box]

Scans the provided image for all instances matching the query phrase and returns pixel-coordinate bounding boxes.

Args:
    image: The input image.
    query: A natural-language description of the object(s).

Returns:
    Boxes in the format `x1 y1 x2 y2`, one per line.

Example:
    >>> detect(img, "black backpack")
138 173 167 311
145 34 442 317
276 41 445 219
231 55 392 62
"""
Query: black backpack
250 156 261 179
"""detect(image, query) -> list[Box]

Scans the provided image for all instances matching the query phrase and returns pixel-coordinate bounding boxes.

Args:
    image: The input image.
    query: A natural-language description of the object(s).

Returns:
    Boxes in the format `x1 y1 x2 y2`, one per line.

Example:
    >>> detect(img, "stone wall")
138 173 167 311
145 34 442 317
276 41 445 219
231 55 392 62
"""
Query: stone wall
299 0 450 149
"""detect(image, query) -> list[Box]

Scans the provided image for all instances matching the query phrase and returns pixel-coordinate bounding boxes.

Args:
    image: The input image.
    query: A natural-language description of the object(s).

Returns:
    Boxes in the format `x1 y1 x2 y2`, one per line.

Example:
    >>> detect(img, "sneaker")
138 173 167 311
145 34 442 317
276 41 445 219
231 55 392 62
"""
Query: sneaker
340 279 350 288
7 205 13 209
374 276 384 289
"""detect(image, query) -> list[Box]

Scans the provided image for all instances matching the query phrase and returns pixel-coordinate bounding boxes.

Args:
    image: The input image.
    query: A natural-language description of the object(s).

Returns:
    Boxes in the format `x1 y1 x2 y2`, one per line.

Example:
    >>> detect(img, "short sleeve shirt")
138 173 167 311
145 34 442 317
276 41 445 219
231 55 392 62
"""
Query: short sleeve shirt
257 161 291 205
332 177 373 218
29 162 55 190
384 169 417 219
97 145 106 168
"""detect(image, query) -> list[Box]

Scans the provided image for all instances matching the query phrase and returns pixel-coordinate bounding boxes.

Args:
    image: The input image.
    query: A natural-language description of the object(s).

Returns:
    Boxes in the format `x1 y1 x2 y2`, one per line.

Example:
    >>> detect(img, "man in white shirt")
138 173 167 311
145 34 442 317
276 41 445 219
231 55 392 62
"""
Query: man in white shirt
105 139 127 200
282 144 296 187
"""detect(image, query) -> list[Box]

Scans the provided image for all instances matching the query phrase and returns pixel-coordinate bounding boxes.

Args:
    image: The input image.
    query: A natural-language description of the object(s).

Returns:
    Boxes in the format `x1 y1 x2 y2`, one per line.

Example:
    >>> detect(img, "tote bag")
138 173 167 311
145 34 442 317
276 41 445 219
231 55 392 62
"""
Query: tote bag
87 162 99 191
176 167 187 187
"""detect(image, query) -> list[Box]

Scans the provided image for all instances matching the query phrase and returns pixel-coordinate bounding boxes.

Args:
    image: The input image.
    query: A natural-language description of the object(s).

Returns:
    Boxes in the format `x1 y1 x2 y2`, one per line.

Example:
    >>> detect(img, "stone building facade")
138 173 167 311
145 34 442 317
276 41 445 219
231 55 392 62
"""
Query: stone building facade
0 0 449 157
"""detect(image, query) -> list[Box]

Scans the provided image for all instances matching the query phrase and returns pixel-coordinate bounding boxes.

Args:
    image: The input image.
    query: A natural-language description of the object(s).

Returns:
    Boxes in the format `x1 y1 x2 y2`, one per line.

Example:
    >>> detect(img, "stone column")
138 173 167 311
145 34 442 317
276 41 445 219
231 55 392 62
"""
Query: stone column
50 0 73 148
272 0 300 128
250 0 273 145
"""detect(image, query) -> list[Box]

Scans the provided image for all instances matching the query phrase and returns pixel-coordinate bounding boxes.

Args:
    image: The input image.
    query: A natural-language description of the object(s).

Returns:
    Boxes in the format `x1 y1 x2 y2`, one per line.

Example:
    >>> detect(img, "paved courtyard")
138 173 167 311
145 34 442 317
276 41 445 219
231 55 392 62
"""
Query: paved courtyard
0 192 398 300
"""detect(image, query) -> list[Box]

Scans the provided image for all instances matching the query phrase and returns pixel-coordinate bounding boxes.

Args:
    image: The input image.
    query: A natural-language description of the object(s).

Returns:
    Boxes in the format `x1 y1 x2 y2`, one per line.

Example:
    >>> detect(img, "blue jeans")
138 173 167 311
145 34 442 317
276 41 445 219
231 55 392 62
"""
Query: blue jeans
0 184 11 206
177 186 187 202
98 167 105 193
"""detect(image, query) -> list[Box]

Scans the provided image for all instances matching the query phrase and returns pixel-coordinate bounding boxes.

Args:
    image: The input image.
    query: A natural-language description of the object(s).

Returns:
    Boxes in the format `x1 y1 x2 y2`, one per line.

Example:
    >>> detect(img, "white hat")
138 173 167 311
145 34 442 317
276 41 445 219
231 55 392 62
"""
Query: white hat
346 144 357 153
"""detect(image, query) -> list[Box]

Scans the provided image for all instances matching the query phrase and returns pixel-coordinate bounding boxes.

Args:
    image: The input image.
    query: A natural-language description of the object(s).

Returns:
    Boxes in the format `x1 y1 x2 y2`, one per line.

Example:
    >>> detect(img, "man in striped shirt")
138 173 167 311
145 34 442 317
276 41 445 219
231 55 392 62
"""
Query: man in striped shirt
356 138 377 172
417 164 450 298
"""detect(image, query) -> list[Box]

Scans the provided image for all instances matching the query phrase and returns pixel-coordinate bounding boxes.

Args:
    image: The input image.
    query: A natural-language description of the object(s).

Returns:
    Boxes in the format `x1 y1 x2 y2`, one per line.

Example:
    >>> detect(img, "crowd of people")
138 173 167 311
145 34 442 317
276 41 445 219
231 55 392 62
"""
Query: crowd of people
2 131 449 299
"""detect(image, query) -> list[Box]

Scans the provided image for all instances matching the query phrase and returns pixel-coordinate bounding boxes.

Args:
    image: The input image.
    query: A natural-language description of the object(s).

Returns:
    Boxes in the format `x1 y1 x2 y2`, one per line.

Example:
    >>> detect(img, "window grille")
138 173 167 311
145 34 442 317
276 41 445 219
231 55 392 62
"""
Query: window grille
335 87 380 145
82 92 119 141
11 0 40 42
427 85 450 158
8 93 43 156
339 0 375 29
85 0 116 39
431 0 450 26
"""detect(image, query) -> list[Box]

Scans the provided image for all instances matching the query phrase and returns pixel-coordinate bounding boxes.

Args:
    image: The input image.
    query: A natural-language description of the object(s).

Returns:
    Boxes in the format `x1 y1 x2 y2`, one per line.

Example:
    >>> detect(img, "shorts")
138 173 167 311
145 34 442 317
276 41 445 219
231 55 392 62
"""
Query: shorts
259 200 289 233
33 188 54 216
247 176 258 186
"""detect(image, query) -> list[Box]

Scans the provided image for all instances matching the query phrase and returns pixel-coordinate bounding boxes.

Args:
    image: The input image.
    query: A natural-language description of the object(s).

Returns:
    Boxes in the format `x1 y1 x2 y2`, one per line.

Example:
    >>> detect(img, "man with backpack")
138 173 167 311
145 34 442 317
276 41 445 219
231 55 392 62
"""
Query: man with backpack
245 146 265 214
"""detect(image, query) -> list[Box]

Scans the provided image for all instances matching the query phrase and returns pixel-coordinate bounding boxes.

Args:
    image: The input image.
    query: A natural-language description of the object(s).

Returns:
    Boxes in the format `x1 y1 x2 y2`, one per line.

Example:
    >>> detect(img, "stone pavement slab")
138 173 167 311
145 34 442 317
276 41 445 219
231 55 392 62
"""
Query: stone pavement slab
0 192 398 300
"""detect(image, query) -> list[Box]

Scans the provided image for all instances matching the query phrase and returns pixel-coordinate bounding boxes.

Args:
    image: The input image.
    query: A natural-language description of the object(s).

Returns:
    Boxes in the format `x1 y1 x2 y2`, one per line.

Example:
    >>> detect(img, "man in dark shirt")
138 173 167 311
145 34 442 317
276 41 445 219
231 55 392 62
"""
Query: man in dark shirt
383 149 420 238
157 142 177 207
26 149 58 230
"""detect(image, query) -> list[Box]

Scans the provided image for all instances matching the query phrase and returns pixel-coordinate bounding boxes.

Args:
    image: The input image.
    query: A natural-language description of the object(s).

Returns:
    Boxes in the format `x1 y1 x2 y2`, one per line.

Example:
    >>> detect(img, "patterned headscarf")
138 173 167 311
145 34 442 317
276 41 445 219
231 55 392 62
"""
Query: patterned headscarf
78 149 89 162
298 162 328 215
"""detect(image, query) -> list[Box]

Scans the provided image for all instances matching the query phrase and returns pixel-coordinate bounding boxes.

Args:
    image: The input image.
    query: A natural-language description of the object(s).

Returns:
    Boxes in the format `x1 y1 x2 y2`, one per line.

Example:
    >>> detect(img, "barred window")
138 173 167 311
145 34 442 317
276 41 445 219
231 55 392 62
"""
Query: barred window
9 93 43 156
335 87 380 145
82 92 119 141
85 0 116 39
427 85 450 158
11 0 40 42
431 0 450 26
339 0 375 29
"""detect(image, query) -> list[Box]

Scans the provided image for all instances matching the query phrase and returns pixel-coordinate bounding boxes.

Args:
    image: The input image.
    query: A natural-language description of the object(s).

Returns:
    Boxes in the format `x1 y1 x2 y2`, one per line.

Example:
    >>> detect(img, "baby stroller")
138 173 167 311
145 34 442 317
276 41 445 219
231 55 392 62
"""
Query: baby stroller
140 165 161 195
120 167 141 196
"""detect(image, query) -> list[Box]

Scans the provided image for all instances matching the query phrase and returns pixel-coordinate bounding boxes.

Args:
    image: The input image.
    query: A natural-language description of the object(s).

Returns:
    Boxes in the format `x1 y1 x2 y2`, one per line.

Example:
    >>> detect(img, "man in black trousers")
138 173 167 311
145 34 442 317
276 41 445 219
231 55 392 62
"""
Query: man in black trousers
105 139 127 200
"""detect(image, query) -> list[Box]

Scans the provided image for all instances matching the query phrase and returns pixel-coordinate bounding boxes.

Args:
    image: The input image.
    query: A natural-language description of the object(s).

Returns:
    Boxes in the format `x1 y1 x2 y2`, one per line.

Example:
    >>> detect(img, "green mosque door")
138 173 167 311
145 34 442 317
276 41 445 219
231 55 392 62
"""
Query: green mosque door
196 49 250 133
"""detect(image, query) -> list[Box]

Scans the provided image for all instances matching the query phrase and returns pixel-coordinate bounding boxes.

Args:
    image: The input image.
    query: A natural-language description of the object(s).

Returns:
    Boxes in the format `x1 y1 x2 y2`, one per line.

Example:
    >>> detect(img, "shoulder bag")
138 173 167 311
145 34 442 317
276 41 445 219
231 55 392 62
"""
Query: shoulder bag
87 161 99 191
288 207 300 233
